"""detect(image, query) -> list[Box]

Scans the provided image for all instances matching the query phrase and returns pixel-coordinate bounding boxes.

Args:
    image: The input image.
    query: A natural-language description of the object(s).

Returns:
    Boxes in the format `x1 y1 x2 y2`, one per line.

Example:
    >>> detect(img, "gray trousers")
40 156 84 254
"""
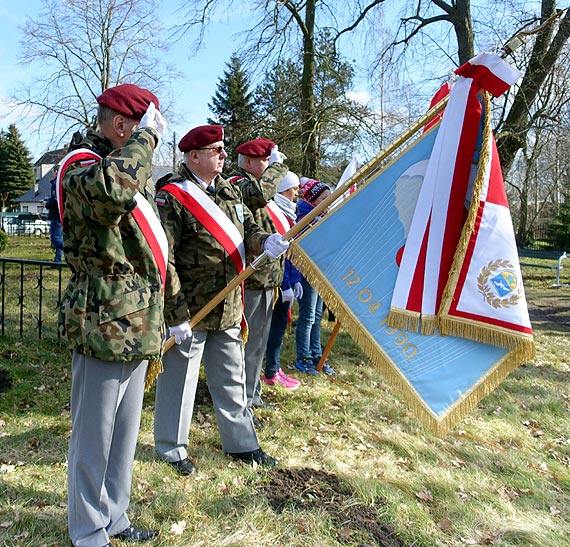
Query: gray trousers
243 288 274 408
154 325 259 458
68 351 147 547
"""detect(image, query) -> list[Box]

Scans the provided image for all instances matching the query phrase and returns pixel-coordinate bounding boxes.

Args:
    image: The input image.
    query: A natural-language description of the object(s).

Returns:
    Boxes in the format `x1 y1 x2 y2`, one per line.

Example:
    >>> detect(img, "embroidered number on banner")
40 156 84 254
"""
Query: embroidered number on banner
357 289 373 302
344 269 418 360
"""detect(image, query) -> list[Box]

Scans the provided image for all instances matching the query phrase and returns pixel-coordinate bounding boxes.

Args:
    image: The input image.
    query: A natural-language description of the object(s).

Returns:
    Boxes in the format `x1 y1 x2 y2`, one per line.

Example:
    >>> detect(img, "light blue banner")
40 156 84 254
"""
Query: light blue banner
294 128 510 428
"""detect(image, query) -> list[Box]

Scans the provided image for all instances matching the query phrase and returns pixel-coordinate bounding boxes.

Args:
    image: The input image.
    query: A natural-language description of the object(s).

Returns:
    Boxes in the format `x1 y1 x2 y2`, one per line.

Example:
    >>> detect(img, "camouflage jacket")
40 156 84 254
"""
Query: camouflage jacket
155 164 268 331
59 127 171 362
229 163 288 290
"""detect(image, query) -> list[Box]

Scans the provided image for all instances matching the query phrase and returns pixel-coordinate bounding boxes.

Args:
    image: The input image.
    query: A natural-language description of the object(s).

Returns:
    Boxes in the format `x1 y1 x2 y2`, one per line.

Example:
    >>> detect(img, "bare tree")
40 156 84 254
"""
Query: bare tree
15 0 177 150
506 55 570 245
378 0 570 175
495 1 570 173
177 0 386 177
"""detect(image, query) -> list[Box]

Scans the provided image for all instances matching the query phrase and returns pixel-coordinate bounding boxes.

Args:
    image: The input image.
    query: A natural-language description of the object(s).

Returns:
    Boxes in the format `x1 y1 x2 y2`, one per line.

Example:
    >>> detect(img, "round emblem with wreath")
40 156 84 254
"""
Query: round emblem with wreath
477 259 521 309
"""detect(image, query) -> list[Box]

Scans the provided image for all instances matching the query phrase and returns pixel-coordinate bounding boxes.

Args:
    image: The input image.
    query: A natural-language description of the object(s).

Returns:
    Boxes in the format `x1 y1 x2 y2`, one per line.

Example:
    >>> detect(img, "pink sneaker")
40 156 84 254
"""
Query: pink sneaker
262 369 301 390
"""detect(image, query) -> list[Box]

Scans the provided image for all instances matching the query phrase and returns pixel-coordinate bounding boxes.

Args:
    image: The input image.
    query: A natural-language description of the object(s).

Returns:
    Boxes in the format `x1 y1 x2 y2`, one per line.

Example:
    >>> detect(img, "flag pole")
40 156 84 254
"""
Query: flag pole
161 97 451 355
316 320 342 373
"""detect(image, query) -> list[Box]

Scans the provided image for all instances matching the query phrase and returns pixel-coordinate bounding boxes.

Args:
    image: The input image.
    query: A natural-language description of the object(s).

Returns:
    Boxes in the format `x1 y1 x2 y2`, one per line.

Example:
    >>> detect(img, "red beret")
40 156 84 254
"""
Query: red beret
96 84 159 120
236 138 275 157
178 125 224 152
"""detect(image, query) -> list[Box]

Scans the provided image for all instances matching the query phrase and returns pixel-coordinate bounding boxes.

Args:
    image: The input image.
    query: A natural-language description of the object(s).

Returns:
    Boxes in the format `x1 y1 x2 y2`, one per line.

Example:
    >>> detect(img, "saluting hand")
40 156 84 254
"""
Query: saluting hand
140 102 168 141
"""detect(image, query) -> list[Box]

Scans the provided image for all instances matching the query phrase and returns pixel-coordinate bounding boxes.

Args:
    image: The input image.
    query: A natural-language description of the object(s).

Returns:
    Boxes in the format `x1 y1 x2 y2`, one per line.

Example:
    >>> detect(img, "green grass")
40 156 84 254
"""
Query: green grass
0 239 568 547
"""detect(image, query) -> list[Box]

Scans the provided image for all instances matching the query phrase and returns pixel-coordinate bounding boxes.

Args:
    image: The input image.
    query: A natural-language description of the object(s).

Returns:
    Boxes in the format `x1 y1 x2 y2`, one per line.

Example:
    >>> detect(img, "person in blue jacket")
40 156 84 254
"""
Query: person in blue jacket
293 178 336 376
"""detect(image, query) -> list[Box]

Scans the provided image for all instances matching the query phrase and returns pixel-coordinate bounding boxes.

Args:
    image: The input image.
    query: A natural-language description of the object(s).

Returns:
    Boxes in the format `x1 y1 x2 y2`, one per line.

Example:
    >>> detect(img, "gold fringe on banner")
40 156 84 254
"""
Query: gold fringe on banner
420 315 438 336
433 343 529 434
439 317 536 359
386 308 421 333
144 357 163 392
288 245 443 430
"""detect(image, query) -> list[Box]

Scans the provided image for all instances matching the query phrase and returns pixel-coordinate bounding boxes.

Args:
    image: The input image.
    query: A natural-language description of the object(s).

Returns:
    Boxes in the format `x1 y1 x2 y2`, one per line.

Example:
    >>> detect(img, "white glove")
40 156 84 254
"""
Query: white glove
263 233 290 259
168 321 192 345
281 288 294 305
269 145 287 164
140 102 167 140
293 282 303 300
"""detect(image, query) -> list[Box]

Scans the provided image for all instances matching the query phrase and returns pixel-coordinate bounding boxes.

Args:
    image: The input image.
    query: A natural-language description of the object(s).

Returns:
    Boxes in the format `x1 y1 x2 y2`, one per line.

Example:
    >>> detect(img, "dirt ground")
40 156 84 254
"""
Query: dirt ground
524 287 570 332
257 467 407 547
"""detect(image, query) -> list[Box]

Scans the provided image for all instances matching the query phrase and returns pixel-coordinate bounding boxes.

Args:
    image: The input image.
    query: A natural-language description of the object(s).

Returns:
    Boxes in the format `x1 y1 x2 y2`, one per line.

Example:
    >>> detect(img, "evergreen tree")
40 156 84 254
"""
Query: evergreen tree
254 31 374 181
208 54 257 171
254 59 304 173
0 125 35 209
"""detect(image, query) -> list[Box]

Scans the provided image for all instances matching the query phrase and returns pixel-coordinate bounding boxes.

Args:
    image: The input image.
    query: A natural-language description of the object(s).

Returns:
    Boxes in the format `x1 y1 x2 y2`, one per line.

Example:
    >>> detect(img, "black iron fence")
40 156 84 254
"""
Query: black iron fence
0 258 68 339
524 223 569 250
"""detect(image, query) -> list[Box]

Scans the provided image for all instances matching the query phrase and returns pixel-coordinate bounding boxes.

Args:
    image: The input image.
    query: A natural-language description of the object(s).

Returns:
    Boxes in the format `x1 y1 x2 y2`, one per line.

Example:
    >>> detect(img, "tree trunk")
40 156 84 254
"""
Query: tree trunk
517 186 529 246
496 1 570 173
300 0 318 177
452 0 475 64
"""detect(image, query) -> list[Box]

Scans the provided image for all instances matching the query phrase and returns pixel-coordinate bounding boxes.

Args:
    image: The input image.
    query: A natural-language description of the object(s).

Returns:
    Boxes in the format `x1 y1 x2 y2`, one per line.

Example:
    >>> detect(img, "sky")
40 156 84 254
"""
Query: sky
0 0 258 162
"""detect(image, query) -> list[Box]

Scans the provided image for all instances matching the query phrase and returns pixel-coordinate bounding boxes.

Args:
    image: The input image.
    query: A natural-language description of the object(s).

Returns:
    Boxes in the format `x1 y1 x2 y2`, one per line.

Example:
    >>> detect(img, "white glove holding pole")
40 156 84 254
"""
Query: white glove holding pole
269 145 287 164
281 288 294 305
293 282 303 300
168 321 192 345
140 102 167 140
263 233 289 259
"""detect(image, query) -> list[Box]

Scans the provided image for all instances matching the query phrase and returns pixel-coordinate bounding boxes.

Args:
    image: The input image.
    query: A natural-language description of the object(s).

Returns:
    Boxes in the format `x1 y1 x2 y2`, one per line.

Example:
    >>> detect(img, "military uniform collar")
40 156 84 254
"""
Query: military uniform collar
71 128 115 157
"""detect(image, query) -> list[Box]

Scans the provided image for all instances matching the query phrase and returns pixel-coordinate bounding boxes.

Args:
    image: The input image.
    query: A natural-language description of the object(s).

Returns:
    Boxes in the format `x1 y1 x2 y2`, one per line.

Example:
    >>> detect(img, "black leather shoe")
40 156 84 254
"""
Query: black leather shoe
227 448 278 467
167 457 196 476
113 525 159 541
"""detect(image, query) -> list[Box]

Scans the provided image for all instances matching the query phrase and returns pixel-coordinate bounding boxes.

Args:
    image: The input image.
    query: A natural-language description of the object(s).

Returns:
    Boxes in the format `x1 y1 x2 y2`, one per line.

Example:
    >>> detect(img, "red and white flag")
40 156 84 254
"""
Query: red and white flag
389 53 534 355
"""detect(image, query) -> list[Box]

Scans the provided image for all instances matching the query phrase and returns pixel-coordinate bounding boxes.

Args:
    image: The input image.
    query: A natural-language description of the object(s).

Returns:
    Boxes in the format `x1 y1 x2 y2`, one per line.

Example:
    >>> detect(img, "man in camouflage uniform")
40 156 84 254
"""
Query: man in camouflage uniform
228 138 289 423
61 84 173 547
153 125 288 471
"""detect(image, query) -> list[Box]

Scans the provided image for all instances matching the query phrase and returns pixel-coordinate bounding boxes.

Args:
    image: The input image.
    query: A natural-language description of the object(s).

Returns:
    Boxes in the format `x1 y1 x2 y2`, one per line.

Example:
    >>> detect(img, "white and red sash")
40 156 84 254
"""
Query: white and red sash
56 148 168 289
229 174 290 236
265 200 289 235
160 180 249 333
57 148 101 225
160 180 246 272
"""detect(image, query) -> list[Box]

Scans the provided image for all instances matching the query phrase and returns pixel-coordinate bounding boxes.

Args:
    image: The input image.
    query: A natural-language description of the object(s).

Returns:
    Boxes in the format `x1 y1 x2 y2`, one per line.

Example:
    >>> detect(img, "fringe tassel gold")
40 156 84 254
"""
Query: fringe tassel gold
145 357 163 392
387 309 420 333
241 322 249 345
439 317 535 356
289 243 534 435
420 315 438 336
273 286 280 308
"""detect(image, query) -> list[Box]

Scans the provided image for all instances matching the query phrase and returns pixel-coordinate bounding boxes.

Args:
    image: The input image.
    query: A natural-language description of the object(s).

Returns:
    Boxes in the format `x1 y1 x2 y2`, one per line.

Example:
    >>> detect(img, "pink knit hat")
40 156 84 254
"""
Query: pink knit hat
300 177 330 203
